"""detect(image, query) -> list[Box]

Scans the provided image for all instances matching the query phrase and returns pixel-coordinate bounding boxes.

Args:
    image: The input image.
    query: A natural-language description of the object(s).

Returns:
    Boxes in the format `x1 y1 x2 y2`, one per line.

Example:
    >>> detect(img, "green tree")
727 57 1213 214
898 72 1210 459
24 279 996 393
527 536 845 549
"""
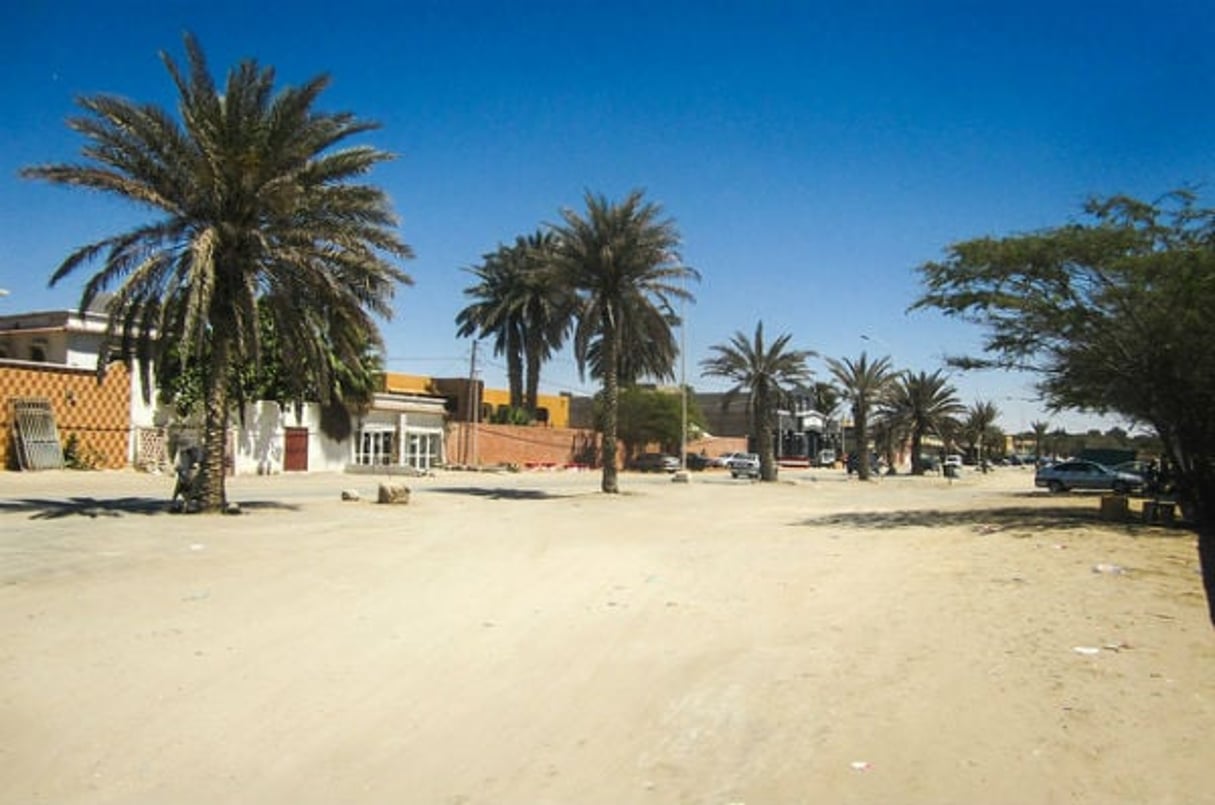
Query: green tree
912 191 1215 623
159 308 382 443
963 400 1001 472
550 190 698 493
701 321 815 481
883 370 965 475
807 381 843 420
456 231 573 421
22 35 411 511
605 385 707 461
828 352 896 481
517 230 574 418
456 245 528 411
1030 420 1051 461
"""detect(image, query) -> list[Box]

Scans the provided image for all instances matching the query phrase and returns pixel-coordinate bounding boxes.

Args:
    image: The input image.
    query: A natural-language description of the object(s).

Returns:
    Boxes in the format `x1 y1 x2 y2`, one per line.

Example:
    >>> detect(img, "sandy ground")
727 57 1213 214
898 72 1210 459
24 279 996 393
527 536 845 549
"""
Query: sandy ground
1 465 1212 804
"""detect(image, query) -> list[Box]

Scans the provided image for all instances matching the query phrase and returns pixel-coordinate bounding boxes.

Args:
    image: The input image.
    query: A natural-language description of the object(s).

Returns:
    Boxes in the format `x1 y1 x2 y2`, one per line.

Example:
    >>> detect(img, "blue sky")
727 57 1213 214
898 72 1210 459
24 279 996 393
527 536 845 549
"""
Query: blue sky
3 1 1213 433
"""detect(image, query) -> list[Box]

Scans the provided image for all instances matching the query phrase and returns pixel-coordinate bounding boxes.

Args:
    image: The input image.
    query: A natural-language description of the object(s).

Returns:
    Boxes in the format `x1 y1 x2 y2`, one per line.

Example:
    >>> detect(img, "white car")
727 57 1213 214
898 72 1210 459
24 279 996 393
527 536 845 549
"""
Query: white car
727 453 761 479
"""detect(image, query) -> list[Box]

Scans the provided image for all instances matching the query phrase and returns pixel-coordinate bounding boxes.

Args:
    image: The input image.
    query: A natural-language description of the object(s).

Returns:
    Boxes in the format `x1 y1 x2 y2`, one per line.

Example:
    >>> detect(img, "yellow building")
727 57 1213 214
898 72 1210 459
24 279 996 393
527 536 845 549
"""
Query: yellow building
377 372 571 429
479 388 570 427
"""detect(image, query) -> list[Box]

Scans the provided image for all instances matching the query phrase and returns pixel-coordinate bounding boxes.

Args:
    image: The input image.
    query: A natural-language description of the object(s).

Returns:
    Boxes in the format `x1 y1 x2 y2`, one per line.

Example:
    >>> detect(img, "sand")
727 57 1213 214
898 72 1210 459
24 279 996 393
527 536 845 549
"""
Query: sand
1 466 1212 804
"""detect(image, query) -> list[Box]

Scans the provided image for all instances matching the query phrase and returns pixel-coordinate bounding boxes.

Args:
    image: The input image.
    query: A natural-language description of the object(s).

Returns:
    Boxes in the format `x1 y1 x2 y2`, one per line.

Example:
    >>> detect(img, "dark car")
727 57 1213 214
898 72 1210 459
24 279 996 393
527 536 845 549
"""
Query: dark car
629 453 680 473
1034 459 1142 494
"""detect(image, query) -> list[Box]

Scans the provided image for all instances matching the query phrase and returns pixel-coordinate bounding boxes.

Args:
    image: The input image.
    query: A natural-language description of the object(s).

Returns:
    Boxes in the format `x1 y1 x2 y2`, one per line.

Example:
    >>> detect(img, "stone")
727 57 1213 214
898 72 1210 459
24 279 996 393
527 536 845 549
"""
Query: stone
341 489 361 501
377 482 411 505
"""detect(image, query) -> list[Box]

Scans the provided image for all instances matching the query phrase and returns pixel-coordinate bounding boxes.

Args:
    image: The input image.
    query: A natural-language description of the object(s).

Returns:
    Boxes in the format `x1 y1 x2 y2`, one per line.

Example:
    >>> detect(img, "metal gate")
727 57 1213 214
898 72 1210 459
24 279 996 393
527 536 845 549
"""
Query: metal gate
10 397 65 470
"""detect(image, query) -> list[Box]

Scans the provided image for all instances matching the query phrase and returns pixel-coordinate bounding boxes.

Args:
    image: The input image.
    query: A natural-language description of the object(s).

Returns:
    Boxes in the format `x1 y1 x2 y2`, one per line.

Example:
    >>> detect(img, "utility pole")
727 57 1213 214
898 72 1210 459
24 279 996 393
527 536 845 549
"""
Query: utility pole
466 341 478 466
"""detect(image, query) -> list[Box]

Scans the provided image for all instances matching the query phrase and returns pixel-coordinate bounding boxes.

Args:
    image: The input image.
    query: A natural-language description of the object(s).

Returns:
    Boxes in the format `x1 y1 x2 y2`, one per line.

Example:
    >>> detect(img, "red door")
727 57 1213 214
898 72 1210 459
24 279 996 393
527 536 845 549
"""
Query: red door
284 427 309 472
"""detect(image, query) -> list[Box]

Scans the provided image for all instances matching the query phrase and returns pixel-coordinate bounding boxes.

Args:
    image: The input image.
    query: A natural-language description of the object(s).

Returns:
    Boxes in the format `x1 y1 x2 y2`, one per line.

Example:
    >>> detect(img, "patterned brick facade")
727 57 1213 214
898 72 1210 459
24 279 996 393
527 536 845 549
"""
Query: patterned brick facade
1 361 132 470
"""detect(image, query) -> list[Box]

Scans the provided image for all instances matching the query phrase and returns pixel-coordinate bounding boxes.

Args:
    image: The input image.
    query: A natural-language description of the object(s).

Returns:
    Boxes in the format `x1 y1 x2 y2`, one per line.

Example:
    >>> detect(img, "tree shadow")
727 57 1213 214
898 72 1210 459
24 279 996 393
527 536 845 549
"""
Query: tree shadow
0 497 299 519
796 505 1189 537
0 496 170 519
429 486 559 501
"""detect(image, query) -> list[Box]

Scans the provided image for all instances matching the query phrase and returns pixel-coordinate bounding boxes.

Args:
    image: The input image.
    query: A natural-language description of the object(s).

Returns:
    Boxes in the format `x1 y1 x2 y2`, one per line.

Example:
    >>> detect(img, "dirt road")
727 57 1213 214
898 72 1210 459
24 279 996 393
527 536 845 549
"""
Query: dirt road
2 467 1211 803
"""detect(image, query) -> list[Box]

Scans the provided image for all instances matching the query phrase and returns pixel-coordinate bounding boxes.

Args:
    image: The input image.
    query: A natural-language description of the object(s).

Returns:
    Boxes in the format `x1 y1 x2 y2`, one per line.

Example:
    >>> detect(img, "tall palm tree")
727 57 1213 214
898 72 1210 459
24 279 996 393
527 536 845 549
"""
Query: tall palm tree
456 244 529 410
549 190 698 493
517 230 574 418
579 299 680 384
828 352 896 480
22 34 412 511
883 370 965 475
965 400 1001 471
701 321 815 481
457 231 574 420
1031 420 1051 462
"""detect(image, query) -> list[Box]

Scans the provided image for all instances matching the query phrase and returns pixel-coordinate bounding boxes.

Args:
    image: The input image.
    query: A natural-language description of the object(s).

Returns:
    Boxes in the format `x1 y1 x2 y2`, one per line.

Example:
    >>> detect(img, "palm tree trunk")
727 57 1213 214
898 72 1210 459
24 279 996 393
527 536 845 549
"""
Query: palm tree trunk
600 316 620 493
756 385 777 481
506 331 524 412
856 408 871 481
200 337 231 512
524 338 542 420
910 429 924 475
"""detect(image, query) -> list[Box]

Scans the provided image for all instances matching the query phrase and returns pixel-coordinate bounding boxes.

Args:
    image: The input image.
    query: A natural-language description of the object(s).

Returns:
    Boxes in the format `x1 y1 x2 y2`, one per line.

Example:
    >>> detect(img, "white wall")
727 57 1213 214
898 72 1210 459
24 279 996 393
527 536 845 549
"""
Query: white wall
230 401 349 475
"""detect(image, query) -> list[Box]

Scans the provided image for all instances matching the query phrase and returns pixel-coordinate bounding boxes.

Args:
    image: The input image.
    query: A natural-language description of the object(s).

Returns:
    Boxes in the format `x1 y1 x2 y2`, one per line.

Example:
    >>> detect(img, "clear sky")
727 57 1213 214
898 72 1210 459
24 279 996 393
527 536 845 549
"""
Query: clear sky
3 0 1212 433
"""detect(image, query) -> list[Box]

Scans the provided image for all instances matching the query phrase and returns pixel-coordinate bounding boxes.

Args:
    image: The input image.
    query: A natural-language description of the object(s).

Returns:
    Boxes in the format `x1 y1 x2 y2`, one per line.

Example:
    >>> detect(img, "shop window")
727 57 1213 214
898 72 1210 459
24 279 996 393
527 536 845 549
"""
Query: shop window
356 428 395 466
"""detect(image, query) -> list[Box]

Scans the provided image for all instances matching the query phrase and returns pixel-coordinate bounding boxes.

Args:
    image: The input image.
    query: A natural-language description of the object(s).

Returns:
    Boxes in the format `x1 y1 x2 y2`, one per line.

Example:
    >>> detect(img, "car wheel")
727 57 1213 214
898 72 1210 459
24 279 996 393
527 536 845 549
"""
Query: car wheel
1048 480 1065 494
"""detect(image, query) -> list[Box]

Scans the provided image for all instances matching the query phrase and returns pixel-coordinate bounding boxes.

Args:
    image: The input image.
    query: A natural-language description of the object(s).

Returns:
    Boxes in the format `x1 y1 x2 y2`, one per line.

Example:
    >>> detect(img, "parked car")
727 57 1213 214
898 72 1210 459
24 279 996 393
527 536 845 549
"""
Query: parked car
685 452 712 471
944 454 964 469
727 452 761 479
630 453 680 473
710 451 745 468
817 448 837 467
1034 459 1142 494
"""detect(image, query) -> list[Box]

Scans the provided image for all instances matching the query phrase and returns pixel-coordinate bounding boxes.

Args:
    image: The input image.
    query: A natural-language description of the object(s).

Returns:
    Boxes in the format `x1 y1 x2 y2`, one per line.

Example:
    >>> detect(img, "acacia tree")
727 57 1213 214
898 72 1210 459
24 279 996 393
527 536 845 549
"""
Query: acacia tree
550 190 698 493
23 35 412 511
701 321 815 481
828 352 896 481
913 191 1215 624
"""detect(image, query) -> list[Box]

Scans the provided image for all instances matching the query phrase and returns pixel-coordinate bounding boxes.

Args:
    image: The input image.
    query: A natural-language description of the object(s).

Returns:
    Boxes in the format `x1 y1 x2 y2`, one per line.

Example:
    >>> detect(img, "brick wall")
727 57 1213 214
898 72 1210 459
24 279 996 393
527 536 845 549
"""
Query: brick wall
0 361 132 470
445 422 748 469
447 422 601 468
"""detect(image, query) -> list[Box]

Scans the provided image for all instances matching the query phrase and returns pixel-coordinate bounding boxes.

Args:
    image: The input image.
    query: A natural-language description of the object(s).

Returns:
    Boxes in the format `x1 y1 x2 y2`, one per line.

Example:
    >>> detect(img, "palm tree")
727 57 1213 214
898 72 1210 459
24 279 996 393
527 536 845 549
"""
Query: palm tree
883 370 965 474
1031 420 1051 462
549 190 698 493
827 352 896 480
517 230 574 418
456 244 529 411
965 400 1001 472
579 299 680 385
457 231 574 421
22 35 412 511
701 322 815 481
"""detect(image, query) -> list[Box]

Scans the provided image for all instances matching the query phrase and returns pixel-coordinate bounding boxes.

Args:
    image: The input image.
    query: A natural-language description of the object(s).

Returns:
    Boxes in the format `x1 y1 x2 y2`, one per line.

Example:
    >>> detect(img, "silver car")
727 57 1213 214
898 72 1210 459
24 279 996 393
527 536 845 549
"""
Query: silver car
727 452 761 479
1034 460 1142 494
